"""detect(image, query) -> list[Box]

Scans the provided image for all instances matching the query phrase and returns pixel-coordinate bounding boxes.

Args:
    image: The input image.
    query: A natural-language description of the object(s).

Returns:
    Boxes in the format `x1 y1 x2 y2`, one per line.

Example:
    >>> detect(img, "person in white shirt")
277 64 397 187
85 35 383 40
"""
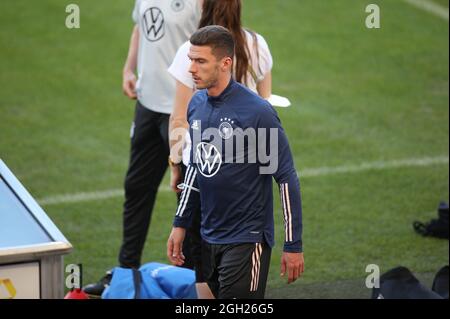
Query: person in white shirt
83 0 202 298
166 0 274 284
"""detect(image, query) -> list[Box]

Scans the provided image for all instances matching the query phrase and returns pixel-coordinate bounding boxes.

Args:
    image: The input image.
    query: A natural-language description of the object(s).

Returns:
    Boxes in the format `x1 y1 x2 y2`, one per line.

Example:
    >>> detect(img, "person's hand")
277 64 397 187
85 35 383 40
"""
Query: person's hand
280 252 304 284
122 70 137 99
167 227 186 266
170 164 182 193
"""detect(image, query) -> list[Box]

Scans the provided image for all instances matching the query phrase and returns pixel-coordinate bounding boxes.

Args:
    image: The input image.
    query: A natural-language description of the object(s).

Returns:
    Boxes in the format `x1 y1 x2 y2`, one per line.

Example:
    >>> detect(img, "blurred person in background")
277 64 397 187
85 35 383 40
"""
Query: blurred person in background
82 0 202 298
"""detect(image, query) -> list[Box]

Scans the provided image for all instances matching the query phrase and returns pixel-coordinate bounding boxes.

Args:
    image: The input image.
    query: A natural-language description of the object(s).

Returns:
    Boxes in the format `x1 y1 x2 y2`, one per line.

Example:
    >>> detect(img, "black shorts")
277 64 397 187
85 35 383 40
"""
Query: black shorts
202 242 271 299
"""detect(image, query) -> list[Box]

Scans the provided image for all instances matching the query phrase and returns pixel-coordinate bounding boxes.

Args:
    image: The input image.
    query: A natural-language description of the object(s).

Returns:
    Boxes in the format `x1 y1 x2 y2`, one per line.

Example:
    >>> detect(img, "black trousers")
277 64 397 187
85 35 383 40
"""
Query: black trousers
118 101 194 269
203 242 272 299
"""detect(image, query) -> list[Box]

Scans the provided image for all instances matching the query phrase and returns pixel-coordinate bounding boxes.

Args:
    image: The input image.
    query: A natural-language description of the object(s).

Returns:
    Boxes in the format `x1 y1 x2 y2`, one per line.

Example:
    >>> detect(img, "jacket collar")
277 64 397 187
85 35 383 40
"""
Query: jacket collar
207 78 236 105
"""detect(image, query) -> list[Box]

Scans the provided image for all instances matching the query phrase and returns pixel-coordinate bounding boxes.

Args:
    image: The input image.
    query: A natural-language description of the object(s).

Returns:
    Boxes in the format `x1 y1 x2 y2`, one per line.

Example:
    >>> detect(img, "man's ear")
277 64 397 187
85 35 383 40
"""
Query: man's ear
221 57 233 71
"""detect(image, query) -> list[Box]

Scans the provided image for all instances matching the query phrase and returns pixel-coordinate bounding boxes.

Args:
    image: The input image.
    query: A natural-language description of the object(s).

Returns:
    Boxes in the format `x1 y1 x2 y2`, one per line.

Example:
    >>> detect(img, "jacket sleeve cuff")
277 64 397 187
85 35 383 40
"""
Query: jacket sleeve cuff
173 218 191 229
283 240 303 253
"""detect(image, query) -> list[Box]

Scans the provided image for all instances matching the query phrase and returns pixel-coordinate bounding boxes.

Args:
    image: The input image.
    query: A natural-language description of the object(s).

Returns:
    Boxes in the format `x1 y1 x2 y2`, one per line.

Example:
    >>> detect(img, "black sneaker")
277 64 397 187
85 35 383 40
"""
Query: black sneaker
82 270 113 298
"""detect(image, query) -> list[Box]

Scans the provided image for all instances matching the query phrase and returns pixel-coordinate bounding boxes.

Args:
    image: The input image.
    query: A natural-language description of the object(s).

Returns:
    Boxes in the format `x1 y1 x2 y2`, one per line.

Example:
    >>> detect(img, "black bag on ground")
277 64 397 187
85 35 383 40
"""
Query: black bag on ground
371 266 443 299
432 265 449 299
413 202 449 239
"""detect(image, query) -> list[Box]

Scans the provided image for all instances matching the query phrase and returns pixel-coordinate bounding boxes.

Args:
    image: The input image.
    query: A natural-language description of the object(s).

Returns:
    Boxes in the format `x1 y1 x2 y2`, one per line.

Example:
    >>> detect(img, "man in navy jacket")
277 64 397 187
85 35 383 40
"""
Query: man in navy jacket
167 25 304 299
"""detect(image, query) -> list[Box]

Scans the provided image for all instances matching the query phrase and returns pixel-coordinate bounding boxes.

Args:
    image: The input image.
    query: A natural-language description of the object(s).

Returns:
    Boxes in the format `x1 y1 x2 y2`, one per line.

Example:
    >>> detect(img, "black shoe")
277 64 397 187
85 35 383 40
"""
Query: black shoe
82 270 113 298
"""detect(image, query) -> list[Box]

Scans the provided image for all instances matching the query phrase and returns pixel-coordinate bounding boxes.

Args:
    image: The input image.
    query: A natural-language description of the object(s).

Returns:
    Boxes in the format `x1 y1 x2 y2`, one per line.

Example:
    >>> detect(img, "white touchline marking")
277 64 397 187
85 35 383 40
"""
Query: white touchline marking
403 0 449 21
37 156 449 206
38 189 125 206
299 155 449 178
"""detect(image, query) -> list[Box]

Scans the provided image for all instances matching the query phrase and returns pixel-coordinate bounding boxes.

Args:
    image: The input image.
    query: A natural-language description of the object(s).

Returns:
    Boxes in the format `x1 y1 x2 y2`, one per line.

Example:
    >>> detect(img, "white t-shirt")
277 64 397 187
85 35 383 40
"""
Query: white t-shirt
168 29 273 93
132 0 202 114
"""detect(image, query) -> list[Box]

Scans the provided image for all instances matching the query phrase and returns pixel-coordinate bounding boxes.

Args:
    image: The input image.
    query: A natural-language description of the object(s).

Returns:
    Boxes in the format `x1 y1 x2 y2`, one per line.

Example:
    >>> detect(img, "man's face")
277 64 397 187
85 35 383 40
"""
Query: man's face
188 45 222 90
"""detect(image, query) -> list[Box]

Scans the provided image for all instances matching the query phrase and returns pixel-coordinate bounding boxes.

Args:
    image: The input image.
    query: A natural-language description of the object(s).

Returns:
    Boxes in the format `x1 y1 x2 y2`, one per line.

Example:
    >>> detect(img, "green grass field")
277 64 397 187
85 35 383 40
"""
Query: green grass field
0 0 448 298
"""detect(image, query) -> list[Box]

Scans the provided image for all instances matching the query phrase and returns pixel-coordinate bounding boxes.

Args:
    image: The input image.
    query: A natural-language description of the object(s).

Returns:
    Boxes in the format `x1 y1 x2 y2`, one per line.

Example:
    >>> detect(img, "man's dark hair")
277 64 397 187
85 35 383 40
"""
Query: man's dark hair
190 25 235 60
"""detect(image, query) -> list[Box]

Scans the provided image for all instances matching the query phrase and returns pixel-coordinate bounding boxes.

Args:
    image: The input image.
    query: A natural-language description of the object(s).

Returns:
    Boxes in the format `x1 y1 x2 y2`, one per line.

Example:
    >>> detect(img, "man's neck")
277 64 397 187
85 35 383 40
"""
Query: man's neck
207 74 232 97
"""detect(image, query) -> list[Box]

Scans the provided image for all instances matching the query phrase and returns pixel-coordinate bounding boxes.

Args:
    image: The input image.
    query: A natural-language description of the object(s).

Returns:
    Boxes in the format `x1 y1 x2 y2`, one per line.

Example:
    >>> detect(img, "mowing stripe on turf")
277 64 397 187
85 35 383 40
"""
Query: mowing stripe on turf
403 0 449 21
38 155 449 206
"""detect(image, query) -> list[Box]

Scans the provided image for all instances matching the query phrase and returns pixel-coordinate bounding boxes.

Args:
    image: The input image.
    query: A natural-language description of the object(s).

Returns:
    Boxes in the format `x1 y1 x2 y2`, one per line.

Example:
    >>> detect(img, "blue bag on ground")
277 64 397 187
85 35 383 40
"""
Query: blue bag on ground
140 262 197 299
101 262 197 299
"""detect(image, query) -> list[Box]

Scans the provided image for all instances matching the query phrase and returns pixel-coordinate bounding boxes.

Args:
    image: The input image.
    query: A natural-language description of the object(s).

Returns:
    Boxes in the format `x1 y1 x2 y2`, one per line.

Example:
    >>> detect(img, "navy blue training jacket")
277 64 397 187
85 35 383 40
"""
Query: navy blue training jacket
173 79 303 252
